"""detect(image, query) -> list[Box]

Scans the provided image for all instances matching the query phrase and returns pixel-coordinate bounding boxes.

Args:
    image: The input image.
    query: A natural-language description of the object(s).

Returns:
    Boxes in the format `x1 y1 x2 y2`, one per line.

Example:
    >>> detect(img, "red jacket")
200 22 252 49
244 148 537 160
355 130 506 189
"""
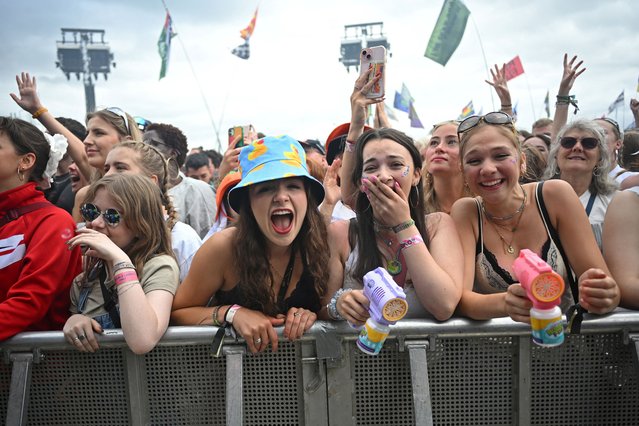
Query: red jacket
0 183 82 340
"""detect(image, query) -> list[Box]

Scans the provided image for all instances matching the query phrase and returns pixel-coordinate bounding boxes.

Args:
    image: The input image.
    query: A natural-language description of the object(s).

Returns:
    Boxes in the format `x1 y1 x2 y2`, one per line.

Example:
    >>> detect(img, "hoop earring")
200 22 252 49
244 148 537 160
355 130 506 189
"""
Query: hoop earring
409 186 419 208
17 166 25 182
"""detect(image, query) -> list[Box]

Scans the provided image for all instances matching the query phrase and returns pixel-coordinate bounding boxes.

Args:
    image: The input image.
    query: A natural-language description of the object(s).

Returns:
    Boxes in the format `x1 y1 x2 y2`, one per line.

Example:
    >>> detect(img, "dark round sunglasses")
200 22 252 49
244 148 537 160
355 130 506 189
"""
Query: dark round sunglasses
457 111 515 135
559 136 598 150
80 203 122 227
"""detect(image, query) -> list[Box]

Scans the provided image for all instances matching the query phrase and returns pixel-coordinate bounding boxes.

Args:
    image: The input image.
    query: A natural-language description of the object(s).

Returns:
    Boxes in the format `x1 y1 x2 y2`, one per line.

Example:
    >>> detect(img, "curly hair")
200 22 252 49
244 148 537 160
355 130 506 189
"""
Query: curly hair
543 119 617 196
232 183 329 316
145 123 188 167
349 128 430 284
83 174 174 273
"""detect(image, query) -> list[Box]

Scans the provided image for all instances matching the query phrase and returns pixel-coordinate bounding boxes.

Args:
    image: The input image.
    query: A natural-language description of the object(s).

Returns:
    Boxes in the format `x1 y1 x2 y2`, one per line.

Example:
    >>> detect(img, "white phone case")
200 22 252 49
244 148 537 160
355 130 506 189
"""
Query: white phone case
359 46 386 99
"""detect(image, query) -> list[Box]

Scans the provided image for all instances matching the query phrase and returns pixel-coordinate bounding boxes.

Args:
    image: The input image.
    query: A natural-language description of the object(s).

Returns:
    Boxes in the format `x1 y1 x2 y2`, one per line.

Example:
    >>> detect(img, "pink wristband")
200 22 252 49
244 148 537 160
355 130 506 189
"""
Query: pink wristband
114 270 139 286
345 140 356 152
399 234 424 251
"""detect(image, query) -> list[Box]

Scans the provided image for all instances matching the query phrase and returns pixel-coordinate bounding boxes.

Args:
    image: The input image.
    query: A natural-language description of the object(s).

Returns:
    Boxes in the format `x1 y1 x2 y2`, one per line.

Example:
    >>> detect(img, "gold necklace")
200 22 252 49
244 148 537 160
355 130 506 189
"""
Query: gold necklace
481 184 527 222
485 205 525 255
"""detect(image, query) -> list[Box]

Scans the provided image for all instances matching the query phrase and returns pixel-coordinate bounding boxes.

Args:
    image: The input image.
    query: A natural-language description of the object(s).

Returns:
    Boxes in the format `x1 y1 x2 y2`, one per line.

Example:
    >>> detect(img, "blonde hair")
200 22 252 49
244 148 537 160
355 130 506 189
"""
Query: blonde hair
84 174 174 272
86 108 143 141
113 141 179 229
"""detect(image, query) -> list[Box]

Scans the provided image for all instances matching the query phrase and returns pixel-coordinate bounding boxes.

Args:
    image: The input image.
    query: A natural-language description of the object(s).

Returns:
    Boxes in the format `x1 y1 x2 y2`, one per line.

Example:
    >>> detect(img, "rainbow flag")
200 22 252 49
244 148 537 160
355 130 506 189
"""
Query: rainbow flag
457 101 474 120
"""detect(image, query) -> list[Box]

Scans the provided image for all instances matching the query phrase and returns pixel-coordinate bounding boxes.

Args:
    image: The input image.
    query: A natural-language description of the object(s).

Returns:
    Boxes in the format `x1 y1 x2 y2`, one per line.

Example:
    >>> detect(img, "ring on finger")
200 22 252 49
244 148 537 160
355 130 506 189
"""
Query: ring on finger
73 336 80 342
78 334 87 341
293 311 302 317
254 337 262 345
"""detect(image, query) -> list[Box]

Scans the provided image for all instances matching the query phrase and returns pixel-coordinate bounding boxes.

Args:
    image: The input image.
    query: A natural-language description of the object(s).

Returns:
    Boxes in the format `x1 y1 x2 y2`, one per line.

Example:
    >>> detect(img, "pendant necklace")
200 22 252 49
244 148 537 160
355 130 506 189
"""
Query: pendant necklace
378 234 402 275
485 203 525 255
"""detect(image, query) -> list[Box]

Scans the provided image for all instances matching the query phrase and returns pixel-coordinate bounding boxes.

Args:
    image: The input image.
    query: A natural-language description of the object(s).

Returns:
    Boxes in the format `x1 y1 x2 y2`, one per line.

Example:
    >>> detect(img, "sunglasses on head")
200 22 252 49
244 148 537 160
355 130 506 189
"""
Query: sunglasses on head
559 136 599 150
597 117 620 134
104 107 131 135
80 203 122 227
457 112 515 136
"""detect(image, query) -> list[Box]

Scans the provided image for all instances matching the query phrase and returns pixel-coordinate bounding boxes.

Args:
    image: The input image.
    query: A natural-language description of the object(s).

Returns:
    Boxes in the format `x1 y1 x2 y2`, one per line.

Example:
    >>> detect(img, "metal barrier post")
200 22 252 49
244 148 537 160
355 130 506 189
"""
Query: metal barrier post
224 345 246 426
516 336 532 426
405 340 433 426
629 333 639 386
326 341 355 426
301 341 329 426
124 349 149 426
5 350 40 426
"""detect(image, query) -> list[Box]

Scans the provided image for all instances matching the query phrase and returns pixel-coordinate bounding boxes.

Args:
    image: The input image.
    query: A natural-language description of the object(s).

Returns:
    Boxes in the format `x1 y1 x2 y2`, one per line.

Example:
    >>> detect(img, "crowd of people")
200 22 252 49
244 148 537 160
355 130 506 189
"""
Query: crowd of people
2 54 639 355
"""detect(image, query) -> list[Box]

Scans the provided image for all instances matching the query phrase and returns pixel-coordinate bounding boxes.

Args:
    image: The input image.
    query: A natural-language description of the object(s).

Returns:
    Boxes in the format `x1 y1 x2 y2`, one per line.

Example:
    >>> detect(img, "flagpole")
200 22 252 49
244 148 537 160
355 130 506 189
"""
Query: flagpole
470 15 494 111
162 0 222 150
524 71 537 122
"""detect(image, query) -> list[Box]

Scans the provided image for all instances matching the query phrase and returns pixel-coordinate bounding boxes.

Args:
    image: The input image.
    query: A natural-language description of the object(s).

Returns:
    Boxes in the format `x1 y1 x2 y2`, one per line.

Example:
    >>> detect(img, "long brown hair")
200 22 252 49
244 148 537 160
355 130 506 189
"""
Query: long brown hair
349 128 430 284
83 174 174 273
232 183 329 316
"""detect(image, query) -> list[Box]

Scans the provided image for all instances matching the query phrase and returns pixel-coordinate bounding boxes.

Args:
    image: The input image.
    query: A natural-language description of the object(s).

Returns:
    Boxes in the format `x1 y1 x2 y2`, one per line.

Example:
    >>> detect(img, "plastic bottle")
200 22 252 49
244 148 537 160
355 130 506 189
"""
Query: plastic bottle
356 318 391 355
530 306 564 347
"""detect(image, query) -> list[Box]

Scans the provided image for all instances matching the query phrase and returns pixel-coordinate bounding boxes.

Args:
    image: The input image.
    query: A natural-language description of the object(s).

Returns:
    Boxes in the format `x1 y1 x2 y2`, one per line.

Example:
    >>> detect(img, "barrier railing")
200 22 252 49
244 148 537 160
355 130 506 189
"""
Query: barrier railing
2 311 639 425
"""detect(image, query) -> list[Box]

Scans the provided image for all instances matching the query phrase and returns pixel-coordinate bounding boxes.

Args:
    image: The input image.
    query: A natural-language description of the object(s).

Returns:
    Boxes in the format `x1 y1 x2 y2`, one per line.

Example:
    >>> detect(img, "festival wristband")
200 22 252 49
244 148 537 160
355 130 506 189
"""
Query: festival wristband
212 305 226 327
114 270 139 286
392 219 415 234
345 140 356 153
400 234 424 251
224 304 242 324
32 107 48 119
112 261 136 275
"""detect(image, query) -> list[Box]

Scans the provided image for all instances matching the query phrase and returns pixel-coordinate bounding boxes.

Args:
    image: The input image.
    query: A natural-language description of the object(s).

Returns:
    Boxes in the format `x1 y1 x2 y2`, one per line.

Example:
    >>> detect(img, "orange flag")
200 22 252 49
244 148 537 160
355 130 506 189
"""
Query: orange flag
240 8 258 40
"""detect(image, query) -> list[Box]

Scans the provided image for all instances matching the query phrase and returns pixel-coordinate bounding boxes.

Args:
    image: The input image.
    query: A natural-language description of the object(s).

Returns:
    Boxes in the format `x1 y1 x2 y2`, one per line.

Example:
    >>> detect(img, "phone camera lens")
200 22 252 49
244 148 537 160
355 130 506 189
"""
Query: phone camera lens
366 54 371 60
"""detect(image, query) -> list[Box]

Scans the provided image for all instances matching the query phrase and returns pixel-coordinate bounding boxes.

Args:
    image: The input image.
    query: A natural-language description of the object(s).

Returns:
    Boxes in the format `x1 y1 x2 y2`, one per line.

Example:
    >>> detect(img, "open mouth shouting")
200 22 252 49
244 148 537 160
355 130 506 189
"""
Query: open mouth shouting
271 209 294 235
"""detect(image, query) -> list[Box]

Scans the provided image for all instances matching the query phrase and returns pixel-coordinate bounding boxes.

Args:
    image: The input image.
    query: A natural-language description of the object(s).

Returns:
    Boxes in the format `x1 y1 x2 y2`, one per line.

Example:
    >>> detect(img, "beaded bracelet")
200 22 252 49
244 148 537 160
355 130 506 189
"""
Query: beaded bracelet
392 219 415 234
112 261 136 275
212 305 226 326
327 288 352 320
400 234 424 251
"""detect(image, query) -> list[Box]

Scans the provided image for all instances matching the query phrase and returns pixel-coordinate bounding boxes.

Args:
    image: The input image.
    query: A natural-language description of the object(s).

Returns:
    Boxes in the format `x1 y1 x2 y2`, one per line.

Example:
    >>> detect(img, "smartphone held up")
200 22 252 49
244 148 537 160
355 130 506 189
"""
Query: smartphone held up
228 124 256 148
359 46 386 99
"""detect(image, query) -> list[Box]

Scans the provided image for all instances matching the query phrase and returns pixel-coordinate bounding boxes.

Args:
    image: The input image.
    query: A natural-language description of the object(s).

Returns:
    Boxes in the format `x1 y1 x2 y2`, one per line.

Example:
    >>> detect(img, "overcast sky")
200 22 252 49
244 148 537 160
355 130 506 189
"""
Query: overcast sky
2 0 638 151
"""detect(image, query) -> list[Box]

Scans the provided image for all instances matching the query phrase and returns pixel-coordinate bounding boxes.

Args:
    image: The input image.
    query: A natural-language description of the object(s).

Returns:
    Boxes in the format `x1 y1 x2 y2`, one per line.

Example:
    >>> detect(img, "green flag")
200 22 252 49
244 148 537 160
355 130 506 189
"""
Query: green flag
424 0 470 66
158 12 174 80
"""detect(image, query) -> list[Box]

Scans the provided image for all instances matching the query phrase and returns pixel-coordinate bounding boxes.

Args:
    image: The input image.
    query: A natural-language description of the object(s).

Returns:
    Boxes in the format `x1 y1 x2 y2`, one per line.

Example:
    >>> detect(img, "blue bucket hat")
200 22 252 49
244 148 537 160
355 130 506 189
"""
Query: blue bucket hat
228 135 325 212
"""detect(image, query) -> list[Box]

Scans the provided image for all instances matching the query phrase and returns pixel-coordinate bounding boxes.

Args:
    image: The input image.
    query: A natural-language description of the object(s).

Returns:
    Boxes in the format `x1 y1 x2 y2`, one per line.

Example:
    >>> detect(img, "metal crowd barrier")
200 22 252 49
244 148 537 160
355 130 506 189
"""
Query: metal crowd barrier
2 311 639 426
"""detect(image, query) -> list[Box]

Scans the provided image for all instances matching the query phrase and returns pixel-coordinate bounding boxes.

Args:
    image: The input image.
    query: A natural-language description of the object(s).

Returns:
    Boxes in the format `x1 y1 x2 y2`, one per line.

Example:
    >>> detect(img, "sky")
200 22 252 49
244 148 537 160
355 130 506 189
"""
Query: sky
1 0 638 152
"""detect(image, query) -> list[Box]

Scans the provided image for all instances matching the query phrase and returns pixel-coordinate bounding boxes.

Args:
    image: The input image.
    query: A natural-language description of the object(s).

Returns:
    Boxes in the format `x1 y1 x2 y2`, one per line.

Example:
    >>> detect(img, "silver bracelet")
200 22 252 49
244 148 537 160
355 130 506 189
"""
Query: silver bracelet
327 288 352 320
112 261 135 275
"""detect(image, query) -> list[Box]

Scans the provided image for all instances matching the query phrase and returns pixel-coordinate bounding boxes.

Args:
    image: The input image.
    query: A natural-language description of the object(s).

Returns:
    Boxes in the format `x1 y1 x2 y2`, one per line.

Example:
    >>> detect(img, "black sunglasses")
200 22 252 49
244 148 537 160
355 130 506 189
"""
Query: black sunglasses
457 112 515 136
559 136 599 150
80 203 122 227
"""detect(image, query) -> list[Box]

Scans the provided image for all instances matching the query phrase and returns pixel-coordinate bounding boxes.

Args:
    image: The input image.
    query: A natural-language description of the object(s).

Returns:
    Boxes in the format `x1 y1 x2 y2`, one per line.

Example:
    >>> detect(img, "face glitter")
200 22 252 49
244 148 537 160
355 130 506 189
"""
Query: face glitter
402 166 410 177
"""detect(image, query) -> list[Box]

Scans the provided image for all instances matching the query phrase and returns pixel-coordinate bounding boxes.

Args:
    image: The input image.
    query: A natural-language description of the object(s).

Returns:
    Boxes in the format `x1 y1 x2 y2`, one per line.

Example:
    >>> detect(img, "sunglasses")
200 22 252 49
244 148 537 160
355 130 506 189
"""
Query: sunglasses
457 112 515 136
104 107 131 135
134 116 152 132
559 137 599 150
80 203 122 227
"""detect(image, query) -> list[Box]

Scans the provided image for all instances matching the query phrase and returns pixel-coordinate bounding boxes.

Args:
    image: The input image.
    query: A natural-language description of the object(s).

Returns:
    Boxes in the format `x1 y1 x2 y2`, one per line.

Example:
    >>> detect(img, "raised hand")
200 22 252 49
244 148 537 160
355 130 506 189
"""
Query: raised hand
485 64 512 107
217 134 243 181
10 72 45 114
558 54 586 96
